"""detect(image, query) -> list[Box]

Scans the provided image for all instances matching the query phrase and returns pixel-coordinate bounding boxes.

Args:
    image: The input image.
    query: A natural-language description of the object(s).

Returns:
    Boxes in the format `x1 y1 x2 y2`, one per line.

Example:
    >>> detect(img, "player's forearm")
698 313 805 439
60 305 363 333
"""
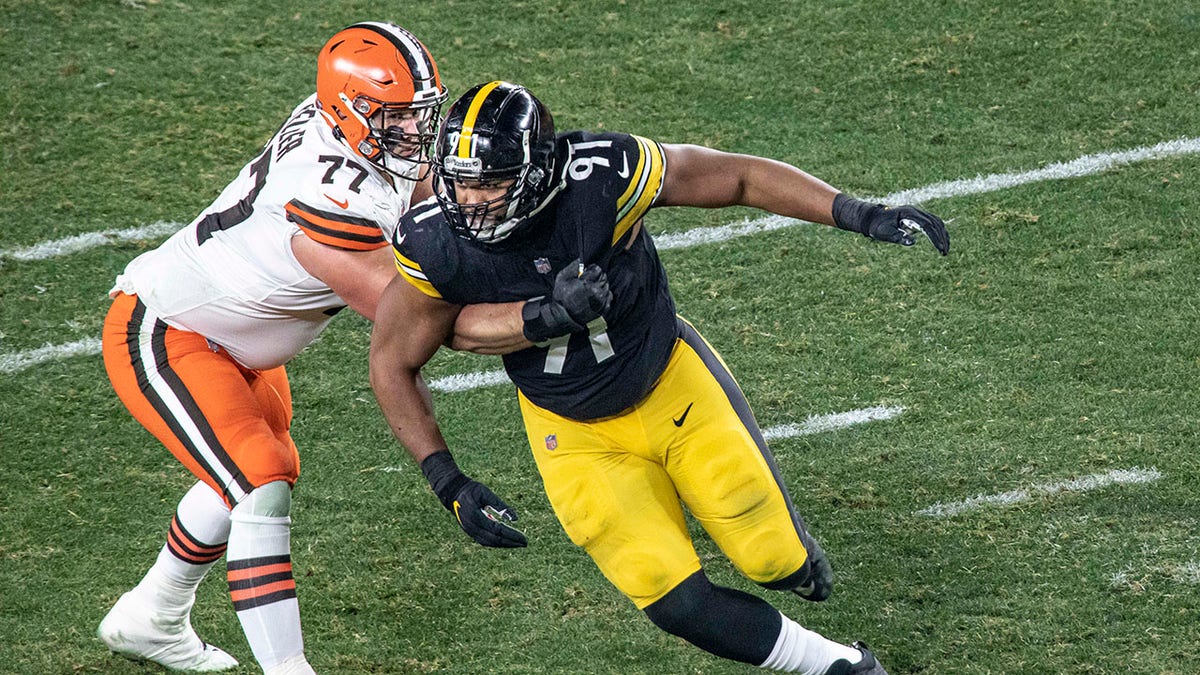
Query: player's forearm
369 363 449 463
657 144 839 226
450 301 532 355
737 155 839 226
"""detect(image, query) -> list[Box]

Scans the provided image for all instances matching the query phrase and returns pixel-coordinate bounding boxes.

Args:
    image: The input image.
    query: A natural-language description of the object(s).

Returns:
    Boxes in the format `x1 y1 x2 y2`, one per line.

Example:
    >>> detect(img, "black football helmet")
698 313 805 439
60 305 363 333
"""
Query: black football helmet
433 81 564 243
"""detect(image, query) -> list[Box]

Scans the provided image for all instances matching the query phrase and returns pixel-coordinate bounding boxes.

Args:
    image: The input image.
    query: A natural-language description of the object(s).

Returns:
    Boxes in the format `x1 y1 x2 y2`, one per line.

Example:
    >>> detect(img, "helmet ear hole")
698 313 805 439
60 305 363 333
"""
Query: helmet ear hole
433 81 561 244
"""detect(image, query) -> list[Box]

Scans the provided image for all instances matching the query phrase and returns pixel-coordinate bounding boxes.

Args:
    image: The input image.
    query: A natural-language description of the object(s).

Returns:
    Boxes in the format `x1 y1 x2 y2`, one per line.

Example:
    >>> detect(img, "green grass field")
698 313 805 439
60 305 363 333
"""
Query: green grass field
2 1 1198 673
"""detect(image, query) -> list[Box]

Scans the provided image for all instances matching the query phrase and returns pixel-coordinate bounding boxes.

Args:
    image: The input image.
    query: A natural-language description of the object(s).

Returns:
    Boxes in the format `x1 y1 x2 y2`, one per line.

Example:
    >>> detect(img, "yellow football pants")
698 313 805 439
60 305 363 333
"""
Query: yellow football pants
519 320 810 609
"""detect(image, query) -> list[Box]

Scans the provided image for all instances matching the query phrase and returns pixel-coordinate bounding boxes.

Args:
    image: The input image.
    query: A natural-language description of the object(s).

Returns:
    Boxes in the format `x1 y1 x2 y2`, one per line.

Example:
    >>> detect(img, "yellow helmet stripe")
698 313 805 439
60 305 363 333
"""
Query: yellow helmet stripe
457 80 504 158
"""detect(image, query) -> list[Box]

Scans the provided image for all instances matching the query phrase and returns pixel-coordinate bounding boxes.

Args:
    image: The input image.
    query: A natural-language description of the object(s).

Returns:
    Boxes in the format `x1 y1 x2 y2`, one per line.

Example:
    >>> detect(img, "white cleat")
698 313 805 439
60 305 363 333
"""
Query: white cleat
98 591 239 672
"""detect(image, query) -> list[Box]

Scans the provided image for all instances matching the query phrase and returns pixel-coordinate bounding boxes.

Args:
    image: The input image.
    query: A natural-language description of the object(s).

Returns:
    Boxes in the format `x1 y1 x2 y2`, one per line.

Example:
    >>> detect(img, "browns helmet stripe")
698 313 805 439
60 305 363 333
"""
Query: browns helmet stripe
456 80 504 158
348 22 441 102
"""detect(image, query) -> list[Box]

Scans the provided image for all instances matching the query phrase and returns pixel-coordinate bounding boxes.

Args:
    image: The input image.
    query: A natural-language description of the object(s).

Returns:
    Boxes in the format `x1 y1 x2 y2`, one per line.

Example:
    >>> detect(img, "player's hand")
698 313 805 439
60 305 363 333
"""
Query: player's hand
864 205 950 255
449 481 528 548
552 259 612 324
793 529 833 602
522 259 612 343
832 194 950 256
420 449 528 548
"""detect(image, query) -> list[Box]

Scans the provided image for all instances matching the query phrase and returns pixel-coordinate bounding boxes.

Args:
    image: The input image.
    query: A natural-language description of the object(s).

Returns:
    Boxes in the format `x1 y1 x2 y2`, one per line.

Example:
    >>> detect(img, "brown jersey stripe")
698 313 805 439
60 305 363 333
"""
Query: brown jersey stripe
296 224 387 251
286 199 384 238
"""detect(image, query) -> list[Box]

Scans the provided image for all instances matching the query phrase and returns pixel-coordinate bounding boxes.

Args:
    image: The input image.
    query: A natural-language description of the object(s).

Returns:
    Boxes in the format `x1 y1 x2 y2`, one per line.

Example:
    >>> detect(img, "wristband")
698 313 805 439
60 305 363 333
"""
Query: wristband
521 297 583 344
419 450 470 510
831 193 880 236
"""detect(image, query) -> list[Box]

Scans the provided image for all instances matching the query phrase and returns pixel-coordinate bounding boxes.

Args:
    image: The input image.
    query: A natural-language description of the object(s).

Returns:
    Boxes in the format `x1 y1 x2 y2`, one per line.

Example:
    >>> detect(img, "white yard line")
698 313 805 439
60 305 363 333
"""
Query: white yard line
4 137 1199 373
917 467 1163 517
1111 561 1200 590
0 338 103 374
0 221 181 262
427 369 512 393
369 404 904 471
762 405 905 440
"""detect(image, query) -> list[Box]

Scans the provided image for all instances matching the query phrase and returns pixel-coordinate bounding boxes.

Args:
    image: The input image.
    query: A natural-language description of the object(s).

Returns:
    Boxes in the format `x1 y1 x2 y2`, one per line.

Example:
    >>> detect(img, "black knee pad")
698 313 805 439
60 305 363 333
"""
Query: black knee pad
643 570 781 665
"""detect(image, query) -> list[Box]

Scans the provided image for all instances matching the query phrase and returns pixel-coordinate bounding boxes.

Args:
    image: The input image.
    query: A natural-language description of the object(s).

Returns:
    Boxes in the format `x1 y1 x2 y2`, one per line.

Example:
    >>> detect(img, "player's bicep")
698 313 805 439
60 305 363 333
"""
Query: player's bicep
290 234 396 321
655 143 748 208
372 273 461 371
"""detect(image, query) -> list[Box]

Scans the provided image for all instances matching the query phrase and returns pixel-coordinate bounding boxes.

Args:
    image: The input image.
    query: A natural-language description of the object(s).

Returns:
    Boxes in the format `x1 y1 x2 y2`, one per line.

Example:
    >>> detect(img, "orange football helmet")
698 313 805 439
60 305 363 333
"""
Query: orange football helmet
316 22 447 179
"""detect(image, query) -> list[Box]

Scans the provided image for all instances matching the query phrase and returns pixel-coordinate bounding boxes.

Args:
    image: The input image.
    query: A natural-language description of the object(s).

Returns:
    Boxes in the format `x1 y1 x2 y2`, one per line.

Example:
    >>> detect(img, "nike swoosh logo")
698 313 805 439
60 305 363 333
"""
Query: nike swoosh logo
324 194 349 209
673 402 694 427
394 230 407 247
616 152 630 179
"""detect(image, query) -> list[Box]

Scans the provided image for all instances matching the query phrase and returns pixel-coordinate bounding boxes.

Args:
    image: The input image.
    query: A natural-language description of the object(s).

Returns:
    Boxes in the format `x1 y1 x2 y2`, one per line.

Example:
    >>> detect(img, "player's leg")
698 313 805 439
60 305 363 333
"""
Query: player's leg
100 294 239 671
225 364 310 675
520 393 852 670
102 294 312 673
664 322 831 598
520 391 702 607
644 322 883 673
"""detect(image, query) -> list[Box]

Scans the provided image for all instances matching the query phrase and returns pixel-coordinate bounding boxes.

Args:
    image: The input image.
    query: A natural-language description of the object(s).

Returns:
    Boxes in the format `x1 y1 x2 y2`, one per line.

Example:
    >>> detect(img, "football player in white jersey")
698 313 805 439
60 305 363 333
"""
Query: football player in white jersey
97 22 447 674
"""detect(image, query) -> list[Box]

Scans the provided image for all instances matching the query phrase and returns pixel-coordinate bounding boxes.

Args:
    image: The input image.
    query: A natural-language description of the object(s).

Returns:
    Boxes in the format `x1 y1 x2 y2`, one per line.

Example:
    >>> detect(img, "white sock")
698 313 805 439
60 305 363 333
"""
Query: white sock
227 509 305 670
131 482 231 614
758 612 862 673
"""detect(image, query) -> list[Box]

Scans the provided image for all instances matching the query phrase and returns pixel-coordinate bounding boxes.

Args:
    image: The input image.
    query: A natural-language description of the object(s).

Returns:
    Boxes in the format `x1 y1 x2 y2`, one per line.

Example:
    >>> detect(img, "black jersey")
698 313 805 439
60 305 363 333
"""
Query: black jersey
392 131 679 420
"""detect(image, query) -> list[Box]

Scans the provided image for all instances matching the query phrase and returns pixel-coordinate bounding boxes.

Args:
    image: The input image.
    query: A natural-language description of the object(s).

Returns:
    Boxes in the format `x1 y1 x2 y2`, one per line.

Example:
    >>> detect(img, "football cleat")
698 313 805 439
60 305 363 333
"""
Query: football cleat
792 529 833 602
826 641 889 675
98 590 238 672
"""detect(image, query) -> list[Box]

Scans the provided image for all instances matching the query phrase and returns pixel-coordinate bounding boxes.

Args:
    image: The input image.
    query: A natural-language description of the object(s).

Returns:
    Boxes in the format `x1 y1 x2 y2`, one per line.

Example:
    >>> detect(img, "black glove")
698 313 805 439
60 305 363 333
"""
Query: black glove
792 529 833 602
832 193 950 256
552 259 611 323
521 259 612 343
420 450 527 548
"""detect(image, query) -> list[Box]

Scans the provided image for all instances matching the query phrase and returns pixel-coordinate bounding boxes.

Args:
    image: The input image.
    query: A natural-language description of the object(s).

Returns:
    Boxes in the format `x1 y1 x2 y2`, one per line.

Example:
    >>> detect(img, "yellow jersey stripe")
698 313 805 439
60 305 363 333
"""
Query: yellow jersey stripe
392 249 442 298
457 81 504 158
612 136 665 246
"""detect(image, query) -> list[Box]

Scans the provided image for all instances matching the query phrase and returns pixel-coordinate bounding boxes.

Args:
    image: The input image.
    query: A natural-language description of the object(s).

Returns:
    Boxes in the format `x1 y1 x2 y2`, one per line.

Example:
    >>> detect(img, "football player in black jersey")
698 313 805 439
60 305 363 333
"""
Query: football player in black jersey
370 81 949 674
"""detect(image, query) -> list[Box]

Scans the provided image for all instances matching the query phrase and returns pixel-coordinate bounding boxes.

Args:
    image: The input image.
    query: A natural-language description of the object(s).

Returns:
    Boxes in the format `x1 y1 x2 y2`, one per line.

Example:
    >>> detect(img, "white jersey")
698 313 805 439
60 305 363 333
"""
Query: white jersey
112 94 413 370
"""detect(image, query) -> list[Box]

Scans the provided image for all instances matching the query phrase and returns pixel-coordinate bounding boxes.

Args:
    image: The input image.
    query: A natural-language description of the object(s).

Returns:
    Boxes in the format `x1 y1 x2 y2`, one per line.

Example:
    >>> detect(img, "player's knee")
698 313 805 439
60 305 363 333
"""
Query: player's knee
758 529 833 602
234 480 292 518
643 570 712 637
723 527 806 584
643 570 782 665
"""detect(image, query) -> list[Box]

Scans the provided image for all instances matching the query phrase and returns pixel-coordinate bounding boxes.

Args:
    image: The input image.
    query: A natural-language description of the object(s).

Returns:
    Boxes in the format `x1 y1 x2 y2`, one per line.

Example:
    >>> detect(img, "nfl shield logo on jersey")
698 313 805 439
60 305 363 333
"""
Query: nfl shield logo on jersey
544 434 558 451
534 257 552 274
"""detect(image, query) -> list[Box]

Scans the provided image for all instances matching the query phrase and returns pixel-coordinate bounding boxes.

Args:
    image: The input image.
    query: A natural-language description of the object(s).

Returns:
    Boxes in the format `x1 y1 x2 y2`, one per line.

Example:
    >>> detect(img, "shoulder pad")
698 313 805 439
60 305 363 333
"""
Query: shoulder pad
392 199 460 298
